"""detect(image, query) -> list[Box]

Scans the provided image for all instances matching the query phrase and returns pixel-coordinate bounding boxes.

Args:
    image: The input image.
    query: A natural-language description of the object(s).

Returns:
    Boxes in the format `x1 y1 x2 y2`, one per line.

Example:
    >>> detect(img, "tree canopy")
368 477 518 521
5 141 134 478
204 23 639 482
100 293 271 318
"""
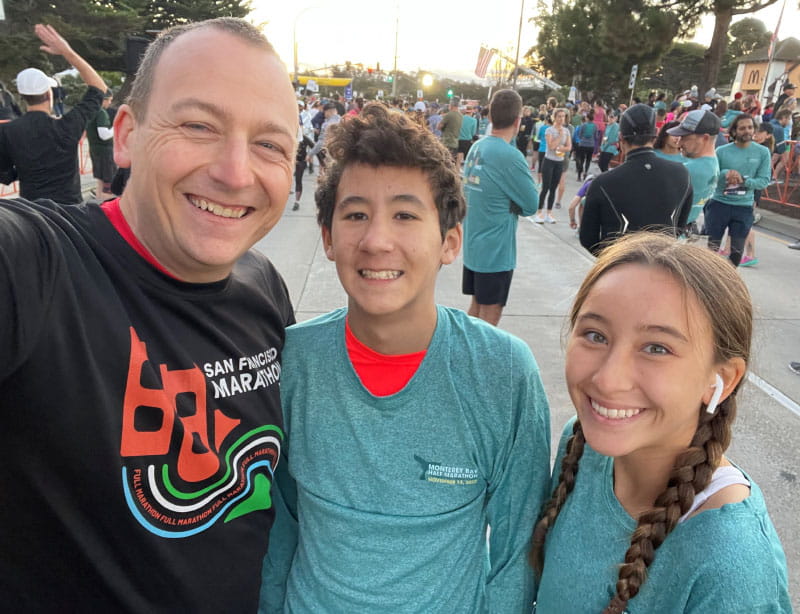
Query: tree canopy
531 0 680 101
0 0 250 86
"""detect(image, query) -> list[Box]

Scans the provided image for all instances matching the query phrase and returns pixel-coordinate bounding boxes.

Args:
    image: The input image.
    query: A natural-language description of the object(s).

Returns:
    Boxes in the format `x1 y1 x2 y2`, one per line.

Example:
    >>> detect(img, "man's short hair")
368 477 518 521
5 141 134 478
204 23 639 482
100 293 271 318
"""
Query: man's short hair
315 103 465 239
21 93 49 106
489 89 522 130
775 108 792 122
126 17 275 119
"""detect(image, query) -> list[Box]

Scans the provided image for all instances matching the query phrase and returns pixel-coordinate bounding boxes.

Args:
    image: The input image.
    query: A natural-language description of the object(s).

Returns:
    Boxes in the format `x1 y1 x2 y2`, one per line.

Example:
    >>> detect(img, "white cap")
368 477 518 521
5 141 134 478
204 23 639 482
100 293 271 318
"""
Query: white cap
16 68 58 96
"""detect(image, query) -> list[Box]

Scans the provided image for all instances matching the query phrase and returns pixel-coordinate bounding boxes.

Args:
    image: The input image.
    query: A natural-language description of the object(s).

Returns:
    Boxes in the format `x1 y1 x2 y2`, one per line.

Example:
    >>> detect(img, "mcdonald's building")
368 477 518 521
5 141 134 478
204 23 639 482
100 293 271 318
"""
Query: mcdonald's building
731 37 800 102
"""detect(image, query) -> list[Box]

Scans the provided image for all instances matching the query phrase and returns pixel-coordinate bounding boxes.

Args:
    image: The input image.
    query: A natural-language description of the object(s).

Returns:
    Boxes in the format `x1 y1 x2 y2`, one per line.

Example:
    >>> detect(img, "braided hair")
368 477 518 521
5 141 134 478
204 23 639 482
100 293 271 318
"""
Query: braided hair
530 233 752 612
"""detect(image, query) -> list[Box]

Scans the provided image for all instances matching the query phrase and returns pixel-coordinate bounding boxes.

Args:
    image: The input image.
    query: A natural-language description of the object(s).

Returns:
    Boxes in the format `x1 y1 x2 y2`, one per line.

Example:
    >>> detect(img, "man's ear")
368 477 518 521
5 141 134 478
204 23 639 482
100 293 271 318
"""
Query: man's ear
440 222 462 266
321 225 335 261
113 104 137 169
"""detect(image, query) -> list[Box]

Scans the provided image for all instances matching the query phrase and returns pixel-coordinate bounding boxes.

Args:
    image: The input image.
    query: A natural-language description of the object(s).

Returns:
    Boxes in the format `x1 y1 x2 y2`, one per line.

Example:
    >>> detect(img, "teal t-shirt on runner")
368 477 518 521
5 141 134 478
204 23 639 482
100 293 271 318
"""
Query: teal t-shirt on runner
713 141 772 206
683 155 719 222
653 150 685 163
459 114 477 140
535 418 792 613
462 135 539 272
537 124 548 152
600 122 619 155
261 307 552 614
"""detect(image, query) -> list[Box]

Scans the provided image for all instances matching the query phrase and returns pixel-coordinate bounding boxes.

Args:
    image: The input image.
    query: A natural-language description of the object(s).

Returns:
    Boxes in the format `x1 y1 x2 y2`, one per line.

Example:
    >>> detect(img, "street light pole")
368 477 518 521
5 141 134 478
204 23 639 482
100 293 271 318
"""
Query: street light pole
392 12 399 97
511 0 524 89
293 6 317 87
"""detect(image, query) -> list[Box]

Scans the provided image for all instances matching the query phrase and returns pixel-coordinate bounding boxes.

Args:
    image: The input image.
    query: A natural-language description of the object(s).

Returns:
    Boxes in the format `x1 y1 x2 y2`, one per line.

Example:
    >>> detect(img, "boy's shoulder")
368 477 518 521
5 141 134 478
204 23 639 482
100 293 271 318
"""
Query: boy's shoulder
286 308 346 341
437 306 535 362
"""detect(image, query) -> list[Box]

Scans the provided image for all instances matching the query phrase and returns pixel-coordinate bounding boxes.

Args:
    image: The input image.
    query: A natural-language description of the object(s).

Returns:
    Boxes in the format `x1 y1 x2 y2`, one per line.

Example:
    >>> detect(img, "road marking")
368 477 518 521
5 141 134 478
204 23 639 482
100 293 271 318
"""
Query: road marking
748 372 800 417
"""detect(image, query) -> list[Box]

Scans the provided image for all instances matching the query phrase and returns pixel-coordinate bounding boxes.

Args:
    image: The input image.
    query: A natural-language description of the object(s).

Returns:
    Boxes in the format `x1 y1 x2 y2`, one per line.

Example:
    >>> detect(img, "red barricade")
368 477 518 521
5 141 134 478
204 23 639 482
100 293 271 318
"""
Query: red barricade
761 139 799 211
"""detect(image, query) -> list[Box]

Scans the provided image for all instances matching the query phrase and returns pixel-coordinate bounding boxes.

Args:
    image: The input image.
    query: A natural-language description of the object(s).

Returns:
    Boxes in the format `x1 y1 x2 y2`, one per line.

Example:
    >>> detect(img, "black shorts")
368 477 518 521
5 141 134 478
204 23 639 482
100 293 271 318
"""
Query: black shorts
457 139 473 156
462 267 514 306
90 148 116 183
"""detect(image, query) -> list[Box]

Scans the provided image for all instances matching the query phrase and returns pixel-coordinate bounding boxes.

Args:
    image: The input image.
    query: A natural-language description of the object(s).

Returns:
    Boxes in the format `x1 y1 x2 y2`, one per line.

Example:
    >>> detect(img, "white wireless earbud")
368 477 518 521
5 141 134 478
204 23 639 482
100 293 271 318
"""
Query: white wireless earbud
705 373 724 414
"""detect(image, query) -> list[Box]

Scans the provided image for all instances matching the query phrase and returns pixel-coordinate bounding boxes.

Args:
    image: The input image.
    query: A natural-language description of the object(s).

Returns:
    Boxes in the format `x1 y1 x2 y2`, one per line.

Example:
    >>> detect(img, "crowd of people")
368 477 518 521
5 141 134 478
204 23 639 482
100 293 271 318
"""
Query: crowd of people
0 19 795 614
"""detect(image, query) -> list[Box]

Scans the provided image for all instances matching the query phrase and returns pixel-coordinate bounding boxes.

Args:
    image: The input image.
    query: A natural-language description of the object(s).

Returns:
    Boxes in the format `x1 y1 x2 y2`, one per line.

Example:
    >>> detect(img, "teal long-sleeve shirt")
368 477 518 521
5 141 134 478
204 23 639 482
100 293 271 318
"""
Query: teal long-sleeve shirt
462 135 539 273
713 141 772 206
535 418 791 613
260 307 552 613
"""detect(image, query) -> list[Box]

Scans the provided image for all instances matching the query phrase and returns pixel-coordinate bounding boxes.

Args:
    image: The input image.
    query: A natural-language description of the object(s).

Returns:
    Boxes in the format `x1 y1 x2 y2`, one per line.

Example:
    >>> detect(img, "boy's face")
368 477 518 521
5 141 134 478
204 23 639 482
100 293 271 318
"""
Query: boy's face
322 163 461 329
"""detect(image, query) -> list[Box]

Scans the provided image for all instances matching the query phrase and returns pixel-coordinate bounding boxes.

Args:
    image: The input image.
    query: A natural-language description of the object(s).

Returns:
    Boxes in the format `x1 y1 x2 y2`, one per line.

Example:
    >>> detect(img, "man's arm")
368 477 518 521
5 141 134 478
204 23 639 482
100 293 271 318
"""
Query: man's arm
258 450 298 614
743 146 773 192
504 152 540 217
579 182 603 255
35 24 106 93
485 342 551 612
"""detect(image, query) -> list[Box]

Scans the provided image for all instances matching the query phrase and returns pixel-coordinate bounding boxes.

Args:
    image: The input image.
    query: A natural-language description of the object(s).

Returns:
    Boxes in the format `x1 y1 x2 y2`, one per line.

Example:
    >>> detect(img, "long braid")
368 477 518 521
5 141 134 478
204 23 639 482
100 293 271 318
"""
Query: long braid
601 395 737 613
529 419 586 575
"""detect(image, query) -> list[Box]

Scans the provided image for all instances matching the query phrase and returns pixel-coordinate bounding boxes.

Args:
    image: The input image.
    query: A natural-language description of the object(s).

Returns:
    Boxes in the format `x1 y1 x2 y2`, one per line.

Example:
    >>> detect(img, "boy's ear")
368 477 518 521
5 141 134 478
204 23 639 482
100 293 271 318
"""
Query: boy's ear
321 225 335 261
440 223 462 266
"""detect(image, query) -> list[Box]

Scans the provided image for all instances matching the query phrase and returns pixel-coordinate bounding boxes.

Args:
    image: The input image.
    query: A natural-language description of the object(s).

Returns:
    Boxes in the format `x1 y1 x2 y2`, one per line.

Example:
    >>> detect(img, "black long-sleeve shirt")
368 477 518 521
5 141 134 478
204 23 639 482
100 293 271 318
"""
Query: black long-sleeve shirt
579 147 693 256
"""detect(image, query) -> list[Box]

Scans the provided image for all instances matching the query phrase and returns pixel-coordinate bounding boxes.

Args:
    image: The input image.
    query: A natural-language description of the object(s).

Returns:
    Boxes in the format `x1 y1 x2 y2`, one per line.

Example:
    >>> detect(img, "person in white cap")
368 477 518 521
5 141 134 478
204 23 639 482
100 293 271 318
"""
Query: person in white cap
0 24 106 203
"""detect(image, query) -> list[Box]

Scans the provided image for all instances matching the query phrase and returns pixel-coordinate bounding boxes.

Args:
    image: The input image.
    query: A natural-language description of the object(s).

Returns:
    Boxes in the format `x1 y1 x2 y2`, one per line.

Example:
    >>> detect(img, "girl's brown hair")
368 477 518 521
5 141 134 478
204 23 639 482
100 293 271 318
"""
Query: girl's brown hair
530 233 752 613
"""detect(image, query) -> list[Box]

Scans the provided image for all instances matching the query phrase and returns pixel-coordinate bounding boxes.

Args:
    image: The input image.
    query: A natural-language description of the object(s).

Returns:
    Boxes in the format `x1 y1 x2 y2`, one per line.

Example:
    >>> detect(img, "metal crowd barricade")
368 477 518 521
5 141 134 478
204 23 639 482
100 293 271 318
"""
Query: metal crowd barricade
761 139 799 211
1 133 93 199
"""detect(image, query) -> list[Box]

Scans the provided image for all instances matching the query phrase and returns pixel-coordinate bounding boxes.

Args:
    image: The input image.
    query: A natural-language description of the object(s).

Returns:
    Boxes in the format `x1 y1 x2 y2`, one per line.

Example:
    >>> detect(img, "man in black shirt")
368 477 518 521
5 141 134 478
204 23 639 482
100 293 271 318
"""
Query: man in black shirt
579 103 693 256
0 25 106 203
0 18 298 612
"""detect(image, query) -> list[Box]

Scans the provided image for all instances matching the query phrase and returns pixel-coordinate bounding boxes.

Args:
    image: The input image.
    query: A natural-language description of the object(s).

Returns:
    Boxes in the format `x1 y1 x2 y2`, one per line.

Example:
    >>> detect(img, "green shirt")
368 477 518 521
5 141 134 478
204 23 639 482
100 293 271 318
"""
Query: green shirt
439 110 463 149
86 107 112 152
261 307 552 614
713 141 772 206
683 155 719 222
536 418 791 613
463 136 539 272
458 114 477 140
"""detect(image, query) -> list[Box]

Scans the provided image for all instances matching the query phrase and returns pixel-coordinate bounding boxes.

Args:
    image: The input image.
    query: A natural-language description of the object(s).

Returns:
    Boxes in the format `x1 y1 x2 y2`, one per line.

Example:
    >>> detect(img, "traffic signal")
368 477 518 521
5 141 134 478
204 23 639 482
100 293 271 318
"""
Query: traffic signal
447 89 453 98
387 74 394 83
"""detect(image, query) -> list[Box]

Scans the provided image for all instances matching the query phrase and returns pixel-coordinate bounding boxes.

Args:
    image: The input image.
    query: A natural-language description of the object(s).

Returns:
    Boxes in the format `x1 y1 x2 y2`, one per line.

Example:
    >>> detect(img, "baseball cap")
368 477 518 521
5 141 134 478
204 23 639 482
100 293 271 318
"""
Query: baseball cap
619 103 656 138
667 110 721 136
784 82 796 90
322 102 336 111
16 68 57 96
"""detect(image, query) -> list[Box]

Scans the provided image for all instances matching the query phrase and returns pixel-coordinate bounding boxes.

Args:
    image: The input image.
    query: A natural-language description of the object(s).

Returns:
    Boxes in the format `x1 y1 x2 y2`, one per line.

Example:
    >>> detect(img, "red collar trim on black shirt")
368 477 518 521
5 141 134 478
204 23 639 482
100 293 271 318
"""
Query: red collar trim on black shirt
100 198 178 279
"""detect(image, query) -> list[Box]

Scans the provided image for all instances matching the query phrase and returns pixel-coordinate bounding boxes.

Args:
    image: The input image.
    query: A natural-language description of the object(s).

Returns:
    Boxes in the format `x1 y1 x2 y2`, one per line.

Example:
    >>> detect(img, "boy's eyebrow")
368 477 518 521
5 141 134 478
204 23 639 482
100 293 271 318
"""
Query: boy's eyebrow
337 194 427 208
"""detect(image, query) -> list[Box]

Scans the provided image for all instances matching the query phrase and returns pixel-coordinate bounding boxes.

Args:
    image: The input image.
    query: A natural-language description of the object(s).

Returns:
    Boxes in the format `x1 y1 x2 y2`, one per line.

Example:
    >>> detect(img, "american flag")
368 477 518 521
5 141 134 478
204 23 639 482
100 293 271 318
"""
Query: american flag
475 46 495 79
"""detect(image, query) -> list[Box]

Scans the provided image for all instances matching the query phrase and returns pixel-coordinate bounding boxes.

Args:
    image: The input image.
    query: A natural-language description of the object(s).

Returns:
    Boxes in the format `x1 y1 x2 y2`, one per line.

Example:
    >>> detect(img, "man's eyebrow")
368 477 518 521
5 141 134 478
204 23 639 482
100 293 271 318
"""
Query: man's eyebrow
169 98 294 139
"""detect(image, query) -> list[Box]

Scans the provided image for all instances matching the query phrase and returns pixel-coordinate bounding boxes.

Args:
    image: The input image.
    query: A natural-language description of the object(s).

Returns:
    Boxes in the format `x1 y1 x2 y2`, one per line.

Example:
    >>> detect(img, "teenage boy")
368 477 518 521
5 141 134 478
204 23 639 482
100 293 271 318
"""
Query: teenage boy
260 104 551 613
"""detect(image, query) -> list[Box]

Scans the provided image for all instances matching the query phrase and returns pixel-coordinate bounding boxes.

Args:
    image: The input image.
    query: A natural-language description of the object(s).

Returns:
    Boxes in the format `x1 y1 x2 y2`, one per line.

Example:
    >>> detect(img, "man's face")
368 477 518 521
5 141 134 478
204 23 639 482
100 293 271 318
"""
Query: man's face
733 118 754 144
679 133 705 158
322 164 461 329
114 28 297 282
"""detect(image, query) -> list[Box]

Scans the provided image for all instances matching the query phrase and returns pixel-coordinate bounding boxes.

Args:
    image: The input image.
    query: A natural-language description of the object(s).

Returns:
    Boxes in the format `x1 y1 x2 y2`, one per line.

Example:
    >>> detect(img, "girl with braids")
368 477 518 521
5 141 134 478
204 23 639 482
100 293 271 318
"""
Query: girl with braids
530 233 790 614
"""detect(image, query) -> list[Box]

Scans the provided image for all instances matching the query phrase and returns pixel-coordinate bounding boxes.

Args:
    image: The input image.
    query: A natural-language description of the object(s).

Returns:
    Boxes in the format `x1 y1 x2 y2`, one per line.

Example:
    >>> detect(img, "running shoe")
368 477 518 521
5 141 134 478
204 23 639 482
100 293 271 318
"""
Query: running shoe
555 202 561 209
292 202 300 211
739 256 758 267
533 213 545 224
546 215 556 224
788 241 800 250
718 249 730 256
789 362 800 375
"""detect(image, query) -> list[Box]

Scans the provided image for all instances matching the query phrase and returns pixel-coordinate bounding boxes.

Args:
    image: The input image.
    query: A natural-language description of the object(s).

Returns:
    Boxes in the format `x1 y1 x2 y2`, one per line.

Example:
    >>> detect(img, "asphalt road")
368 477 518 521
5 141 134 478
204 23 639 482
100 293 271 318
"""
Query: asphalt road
256 161 800 609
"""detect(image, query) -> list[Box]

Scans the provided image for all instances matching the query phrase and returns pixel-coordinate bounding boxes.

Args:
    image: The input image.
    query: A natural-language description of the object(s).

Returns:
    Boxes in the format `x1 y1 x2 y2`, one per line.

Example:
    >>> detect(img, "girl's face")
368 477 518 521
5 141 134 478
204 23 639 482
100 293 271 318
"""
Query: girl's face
554 111 565 125
754 130 767 144
565 264 720 461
